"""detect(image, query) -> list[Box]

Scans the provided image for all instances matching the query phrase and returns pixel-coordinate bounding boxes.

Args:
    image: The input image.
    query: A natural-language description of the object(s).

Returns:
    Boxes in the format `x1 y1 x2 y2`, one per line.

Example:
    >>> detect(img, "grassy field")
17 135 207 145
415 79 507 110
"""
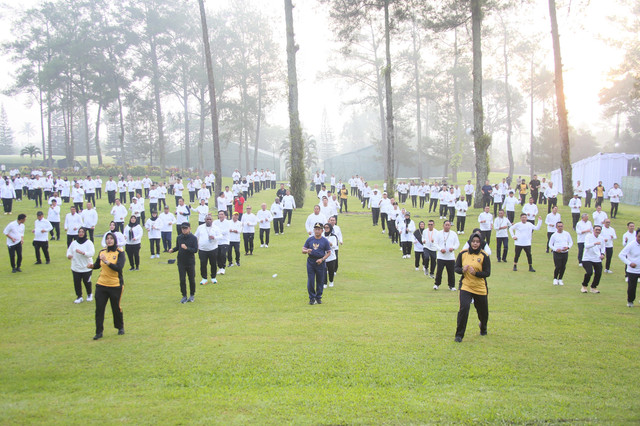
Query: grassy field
1 180 639 424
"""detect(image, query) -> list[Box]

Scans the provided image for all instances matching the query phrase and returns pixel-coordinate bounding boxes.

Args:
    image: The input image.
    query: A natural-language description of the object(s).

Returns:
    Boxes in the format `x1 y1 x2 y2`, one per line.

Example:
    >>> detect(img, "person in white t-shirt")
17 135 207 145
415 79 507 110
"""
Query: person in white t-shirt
608 183 623 218
568 193 582 230
592 204 607 227
544 205 561 253
257 203 273 248
455 196 468 234
548 221 573 285
600 219 617 273
477 206 493 244
575 213 593 266
493 209 511 263
503 191 518 224
581 225 606 293
509 213 542 272
434 220 460 291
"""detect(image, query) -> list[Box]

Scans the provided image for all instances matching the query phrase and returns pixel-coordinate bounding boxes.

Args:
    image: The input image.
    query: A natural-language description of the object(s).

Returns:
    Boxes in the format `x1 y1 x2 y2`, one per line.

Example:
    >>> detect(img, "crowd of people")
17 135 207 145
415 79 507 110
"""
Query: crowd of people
2 168 638 343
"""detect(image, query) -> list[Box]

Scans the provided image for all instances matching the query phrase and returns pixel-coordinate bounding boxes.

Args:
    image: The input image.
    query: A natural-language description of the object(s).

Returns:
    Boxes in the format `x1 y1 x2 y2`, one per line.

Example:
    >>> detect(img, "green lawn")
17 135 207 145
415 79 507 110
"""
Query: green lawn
1 182 638 424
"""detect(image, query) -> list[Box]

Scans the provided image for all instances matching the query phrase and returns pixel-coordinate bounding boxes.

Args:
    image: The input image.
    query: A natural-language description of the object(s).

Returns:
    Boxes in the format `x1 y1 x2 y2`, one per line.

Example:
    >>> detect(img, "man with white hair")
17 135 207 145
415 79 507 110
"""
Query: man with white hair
305 205 327 236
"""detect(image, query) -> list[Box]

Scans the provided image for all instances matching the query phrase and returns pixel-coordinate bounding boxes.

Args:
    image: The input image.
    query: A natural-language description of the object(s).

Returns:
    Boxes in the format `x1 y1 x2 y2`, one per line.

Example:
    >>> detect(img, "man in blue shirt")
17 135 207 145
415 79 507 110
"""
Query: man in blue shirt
302 222 332 305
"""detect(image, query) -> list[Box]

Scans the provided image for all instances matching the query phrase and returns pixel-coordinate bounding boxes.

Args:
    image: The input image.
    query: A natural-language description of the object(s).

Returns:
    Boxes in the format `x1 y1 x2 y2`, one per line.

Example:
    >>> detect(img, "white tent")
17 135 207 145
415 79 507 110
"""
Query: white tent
550 152 639 195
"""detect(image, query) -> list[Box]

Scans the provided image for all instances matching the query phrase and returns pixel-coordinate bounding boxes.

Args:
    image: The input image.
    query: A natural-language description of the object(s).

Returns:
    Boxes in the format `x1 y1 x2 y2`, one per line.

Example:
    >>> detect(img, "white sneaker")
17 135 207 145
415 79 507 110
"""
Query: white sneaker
558 280 564 286
260 244 264 248
450 287 457 291
74 297 83 304
628 302 634 307
329 282 334 287
200 279 208 285
156 254 160 258
265 245 268 248
433 285 439 290
579 263 583 267
553 279 558 285
606 269 613 274
287 224 290 227
212 278 218 284
626 276 629 282
150 255 155 259
228 263 234 268
235 263 240 267
86 294 93 302
219 268 225 275
382 230 385 234
323 284 328 288
415 267 419 271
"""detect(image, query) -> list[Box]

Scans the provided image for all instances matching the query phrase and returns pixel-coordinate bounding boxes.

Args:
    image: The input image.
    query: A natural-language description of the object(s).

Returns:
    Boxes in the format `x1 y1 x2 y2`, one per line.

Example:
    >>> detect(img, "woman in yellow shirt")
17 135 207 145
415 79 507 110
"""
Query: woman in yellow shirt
89 232 126 340
339 184 349 213
454 233 491 342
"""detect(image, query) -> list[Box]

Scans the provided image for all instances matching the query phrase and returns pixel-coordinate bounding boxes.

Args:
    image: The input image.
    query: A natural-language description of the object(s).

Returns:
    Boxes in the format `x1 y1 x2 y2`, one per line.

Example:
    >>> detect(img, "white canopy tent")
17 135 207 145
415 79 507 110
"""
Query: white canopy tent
550 152 639 195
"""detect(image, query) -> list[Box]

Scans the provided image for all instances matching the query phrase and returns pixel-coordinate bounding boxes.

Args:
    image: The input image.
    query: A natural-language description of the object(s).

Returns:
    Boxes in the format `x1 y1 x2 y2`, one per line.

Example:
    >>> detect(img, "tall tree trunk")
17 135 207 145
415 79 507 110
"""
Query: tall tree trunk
502 20 514 181
244 124 250 172
383 0 395 193
452 27 462 182
471 0 490 208
198 87 205 174
411 19 422 179
238 130 243 172
149 36 166 177
82 90 91 173
37 63 46 164
117 90 127 175
183 73 190 170
548 0 572 205
284 0 305 207
529 54 535 179
46 95 53 164
198 0 222 195
253 57 263 170
370 22 387 181
95 103 103 165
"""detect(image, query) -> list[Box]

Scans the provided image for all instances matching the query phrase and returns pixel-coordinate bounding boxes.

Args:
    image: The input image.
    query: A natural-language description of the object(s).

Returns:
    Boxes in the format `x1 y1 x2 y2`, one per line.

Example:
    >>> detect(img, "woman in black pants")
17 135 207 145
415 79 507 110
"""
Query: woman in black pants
123 216 142 271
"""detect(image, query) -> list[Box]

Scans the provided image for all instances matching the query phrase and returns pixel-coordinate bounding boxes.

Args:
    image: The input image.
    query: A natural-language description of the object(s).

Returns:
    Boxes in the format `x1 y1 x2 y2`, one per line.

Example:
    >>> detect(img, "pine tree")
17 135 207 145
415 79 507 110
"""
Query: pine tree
0 105 15 154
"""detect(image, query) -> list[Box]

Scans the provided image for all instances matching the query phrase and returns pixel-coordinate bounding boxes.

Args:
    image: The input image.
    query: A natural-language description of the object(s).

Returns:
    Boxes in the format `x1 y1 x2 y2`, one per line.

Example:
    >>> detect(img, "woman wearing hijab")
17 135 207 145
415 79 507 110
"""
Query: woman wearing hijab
413 221 426 272
461 228 493 256
101 221 126 248
323 223 339 288
66 227 95 304
398 212 416 259
90 232 126 340
145 210 162 258
123 215 143 271
454 233 491 343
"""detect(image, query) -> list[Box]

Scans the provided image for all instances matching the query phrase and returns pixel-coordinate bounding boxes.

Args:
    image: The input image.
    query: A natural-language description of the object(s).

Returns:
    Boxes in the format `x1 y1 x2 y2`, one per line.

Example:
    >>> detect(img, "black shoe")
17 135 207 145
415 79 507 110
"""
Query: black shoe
180 296 188 304
35 261 42 265
93 333 103 340
11 268 16 273
529 266 536 272
118 328 125 335
316 299 322 304
309 300 315 305
512 265 517 271
454 336 463 343
129 267 135 271
188 295 195 303
496 259 501 263
135 267 139 271
46 260 50 264
479 323 487 336
16 268 21 272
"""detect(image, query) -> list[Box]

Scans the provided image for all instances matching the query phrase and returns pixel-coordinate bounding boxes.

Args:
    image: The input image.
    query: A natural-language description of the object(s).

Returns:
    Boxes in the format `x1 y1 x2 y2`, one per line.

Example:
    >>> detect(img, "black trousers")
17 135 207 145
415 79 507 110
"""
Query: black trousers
547 198 557 213
217 244 228 268
33 240 50 262
456 289 488 339
33 188 42 207
465 194 472 206
325 259 337 283
72 270 92 298
74 202 83 211
493 202 502 217
177 260 196 296
15 189 22 200
547 232 553 252
605 247 613 270
362 197 369 209
582 261 602 288
507 211 515 223
273 218 284 234
519 194 526 206
119 191 127 203
95 284 123 334
610 202 619 218
448 207 455 222
284 209 293 225
388 220 398 243
456 216 466 232
531 190 539 204
429 198 438 213
260 229 270 246
496 237 508 261
2 197 12 213
411 195 417 207
86 193 96 205
8 244 22 269
334 249 339 272
483 195 492 208
108 190 116 204
577 242 584 263
514 245 532 265
125 244 140 268
627 273 639 303
553 251 568 279
401 241 412 256
481 230 491 245
572 213 580 230
372 207 380 226
438 203 447 217
149 238 160 255
96 188 102 199
161 231 172 251
67 234 77 248
228 241 240 265
50 222 60 240
243 232 254 254
419 196 426 208
158 198 166 210
414 250 425 268
339 198 347 212
198 249 217 279
380 213 388 231
424 249 436 275
435 259 455 289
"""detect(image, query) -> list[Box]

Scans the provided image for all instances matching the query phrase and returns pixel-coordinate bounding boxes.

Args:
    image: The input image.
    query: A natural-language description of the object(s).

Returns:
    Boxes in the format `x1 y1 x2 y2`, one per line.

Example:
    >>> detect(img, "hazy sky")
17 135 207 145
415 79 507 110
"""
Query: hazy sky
0 0 630 157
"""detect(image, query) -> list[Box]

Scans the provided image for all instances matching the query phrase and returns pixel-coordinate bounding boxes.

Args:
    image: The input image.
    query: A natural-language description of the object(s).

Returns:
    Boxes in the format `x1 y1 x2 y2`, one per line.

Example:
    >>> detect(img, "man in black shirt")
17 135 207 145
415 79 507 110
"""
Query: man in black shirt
169 223 199 303
481 180 492 208
276 183 287 201
529 175 541 204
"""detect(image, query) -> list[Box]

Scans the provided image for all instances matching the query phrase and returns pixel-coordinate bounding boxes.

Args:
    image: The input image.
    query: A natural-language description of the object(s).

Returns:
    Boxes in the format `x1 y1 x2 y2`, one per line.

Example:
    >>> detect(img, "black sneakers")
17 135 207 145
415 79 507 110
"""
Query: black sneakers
118 328 125 335
180 296 188 304
93 333 103 340
454 336 463 343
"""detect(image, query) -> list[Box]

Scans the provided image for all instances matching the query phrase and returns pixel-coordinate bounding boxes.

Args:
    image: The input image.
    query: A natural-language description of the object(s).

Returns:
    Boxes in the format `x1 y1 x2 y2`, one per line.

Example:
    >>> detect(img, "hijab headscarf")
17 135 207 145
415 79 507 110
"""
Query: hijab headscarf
76 228 88 245
414 221 425 242
324 222 334 237
104 232 118 252
467 233 485 255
